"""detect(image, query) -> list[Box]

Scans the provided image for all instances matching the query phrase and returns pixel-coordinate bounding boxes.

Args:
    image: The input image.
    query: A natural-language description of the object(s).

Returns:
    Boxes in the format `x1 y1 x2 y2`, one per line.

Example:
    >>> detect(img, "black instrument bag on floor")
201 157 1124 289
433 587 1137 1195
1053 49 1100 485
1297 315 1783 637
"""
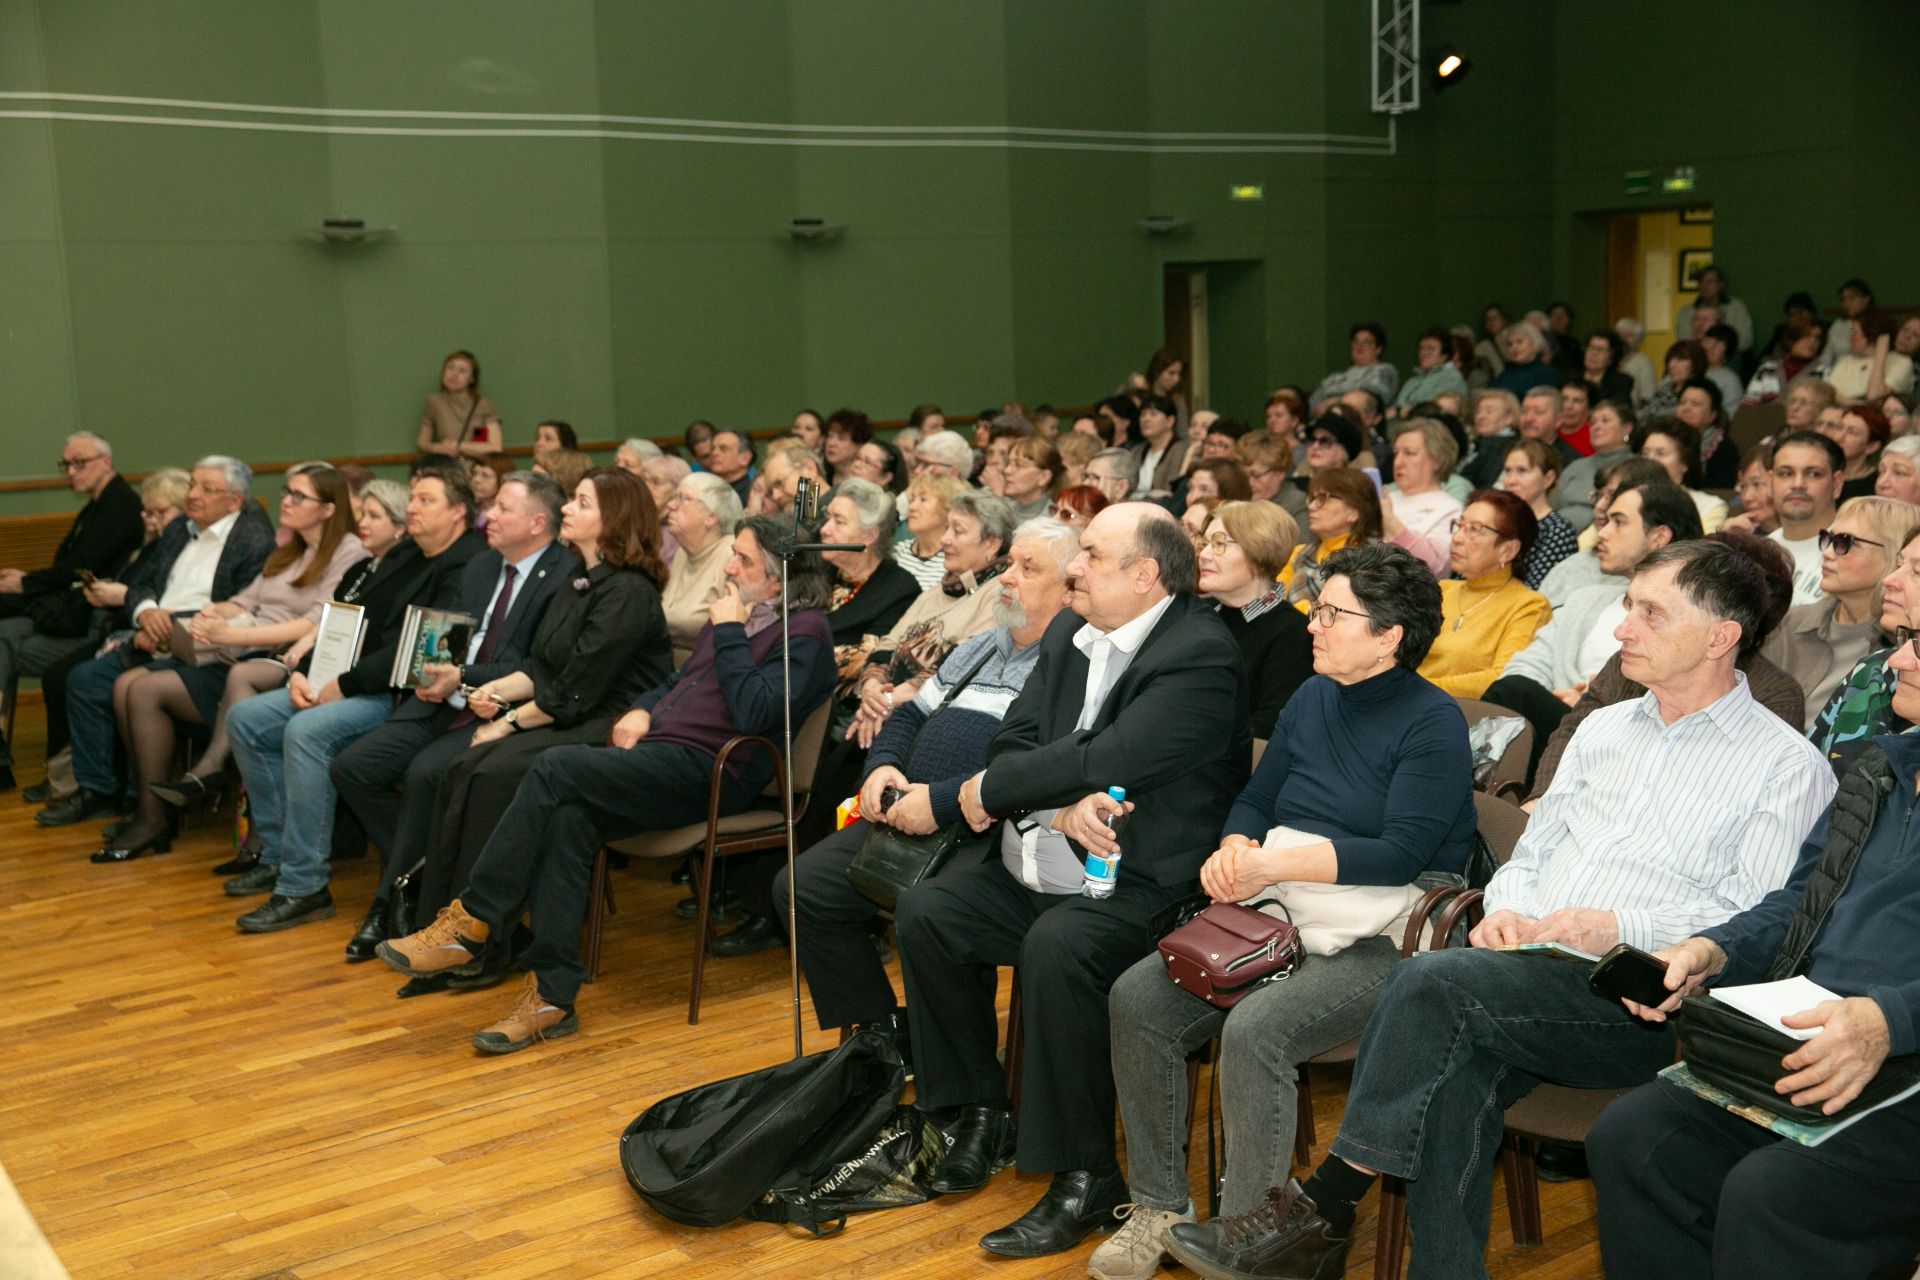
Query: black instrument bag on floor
619 1027 906 1228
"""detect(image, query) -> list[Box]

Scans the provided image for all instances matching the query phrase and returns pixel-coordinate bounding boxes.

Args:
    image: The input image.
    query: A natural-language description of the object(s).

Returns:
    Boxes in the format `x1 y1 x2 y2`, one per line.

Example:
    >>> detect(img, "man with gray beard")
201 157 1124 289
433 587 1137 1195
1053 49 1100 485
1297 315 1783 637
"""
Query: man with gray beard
768 519 1080 1046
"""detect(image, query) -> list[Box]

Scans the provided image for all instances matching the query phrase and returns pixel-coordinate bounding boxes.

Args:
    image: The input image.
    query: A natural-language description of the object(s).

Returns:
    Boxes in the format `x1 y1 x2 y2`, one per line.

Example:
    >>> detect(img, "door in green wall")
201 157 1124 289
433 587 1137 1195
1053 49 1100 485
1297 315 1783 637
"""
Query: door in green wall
1164 259 1269 422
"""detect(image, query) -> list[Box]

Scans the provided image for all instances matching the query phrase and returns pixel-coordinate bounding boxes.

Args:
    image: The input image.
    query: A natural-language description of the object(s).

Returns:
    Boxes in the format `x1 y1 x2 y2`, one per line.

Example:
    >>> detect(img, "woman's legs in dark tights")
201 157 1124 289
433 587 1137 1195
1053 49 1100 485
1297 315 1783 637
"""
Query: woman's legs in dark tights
189 660 285 779
119 669 204 843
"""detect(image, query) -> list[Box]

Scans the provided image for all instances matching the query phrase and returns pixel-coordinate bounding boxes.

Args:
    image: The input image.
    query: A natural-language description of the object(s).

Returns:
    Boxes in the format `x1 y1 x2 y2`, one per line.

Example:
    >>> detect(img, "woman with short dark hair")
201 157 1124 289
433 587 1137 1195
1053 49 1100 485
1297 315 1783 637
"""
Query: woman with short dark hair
1279 468 1383 611
1416 489 1550 698
1100 541 1472 1274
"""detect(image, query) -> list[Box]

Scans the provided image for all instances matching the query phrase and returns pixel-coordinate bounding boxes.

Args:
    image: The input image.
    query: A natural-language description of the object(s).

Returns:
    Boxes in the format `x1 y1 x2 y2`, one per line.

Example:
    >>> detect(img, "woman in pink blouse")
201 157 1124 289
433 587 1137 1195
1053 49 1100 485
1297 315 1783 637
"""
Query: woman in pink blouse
93 464 367 863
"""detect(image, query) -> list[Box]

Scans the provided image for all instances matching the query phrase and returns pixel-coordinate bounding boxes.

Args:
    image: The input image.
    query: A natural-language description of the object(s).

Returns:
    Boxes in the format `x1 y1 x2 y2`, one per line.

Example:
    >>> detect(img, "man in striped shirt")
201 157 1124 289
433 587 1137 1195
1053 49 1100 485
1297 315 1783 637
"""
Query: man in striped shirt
1161 539 1836 1280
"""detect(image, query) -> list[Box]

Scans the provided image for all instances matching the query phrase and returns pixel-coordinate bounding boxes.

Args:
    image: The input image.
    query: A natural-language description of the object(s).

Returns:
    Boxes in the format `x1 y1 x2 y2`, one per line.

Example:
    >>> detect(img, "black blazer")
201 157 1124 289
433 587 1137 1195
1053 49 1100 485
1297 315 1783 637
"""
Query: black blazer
387 540 570 721
979 593 1252 888
118 504 277 628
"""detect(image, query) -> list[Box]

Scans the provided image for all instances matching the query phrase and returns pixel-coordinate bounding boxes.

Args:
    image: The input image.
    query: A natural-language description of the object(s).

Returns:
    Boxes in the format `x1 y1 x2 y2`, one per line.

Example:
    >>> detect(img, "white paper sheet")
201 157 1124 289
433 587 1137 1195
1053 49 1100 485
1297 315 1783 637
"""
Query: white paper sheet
1709 975 1841 1041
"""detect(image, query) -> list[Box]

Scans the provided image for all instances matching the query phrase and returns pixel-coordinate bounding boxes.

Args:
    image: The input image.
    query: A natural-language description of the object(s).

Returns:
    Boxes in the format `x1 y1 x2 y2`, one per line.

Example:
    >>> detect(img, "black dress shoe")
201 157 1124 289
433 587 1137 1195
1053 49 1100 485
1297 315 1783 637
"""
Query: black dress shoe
35 788 116 828
0 762 14 792
223 862 280 897
711 913 786 957
446 937 514 992
344 900 388 962
395 974 454 999
150 772 226 810
979 1168 1128 1258
927 1104 1016 1194
212 840 262 876
1162 1179 1351 1280
675 887 743 921
22 779 55 804
89 824 173 864
237 888 335 933
1533 1141 1589 1183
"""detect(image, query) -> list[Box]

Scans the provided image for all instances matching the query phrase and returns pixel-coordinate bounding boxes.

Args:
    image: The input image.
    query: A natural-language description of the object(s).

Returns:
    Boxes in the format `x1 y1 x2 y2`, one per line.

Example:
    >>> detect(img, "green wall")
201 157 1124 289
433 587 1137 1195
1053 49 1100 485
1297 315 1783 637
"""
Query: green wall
2 0 1915 519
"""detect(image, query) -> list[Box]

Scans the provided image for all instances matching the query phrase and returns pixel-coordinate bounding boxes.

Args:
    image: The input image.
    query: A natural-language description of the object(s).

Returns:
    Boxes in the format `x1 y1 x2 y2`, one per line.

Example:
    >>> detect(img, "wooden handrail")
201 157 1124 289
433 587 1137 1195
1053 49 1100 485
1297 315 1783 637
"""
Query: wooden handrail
0 410 1057 496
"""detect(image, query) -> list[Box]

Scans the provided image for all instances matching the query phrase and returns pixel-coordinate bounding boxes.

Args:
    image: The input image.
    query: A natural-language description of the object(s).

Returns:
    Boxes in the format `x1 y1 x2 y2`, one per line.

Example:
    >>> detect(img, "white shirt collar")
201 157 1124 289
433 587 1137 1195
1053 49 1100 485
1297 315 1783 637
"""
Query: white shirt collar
195 509 240 543
1074 592 1175 658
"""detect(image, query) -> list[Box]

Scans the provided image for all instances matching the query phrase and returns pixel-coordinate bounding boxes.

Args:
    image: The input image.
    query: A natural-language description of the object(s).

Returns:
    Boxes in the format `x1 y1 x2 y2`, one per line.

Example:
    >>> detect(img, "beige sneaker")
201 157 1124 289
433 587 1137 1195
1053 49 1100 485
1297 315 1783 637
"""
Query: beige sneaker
472 973 578 1055
375 899 490 977
1088 1201 1194 1280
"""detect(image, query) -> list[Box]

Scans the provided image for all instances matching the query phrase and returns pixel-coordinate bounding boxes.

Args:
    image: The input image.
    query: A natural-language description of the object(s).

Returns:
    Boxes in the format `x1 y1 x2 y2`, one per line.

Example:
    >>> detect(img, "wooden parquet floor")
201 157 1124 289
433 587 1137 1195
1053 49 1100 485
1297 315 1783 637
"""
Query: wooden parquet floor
0 710 1604 1279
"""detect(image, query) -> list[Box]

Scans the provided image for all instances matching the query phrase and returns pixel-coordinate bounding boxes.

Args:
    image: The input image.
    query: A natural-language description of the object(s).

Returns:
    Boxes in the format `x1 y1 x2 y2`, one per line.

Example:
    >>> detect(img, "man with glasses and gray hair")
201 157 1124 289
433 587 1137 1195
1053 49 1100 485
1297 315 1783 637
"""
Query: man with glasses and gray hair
0 433 145 790
37 455 275 827
910 429 975 482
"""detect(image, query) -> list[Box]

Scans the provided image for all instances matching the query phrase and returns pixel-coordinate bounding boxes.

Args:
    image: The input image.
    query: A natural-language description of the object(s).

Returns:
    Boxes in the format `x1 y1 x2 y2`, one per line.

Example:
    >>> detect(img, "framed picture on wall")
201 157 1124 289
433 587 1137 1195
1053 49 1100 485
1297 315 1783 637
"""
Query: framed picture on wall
1677 247 1714 292
1678 206 1714 225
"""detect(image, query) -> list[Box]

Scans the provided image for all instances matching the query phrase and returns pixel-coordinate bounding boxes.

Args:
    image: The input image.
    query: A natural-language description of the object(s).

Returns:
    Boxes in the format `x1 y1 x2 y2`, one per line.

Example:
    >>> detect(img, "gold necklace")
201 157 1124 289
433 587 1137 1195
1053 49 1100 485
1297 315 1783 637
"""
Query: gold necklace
1451 578 1507 632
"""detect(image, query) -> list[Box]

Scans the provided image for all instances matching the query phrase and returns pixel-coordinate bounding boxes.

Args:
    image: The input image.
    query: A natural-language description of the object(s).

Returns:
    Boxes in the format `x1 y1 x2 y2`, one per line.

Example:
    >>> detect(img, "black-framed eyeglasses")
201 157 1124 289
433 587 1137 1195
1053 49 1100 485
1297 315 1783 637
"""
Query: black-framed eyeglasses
281 489 322 507
1310 601 1373 628
57 455 103 472
1819 529 1887 556
1896 627 1920 664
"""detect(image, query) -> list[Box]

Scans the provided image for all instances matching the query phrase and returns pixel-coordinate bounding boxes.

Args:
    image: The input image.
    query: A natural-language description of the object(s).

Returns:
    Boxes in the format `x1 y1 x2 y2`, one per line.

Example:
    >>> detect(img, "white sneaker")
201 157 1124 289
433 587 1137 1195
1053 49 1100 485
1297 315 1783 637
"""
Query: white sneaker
1088 1201 1194 1280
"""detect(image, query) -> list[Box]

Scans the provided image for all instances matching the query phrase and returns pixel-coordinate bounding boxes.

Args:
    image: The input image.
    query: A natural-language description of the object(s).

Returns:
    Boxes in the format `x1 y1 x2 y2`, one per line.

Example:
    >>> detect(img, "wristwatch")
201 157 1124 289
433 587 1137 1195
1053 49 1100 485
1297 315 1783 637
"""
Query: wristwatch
504 706 523 732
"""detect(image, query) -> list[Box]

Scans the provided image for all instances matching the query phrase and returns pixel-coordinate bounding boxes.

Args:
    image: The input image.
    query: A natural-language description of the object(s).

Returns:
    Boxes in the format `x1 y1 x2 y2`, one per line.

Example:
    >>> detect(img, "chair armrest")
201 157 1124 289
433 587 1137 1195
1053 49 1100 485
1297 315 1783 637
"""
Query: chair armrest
1491 779 1527 803
1430 888 1486 950
1399 884 1469 957
707 734 786 831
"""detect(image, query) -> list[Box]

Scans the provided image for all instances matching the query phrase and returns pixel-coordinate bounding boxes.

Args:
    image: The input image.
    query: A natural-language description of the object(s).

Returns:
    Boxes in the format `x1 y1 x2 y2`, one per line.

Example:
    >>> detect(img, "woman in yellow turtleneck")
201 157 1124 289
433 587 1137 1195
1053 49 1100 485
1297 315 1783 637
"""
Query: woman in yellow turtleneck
1417 488 1551 697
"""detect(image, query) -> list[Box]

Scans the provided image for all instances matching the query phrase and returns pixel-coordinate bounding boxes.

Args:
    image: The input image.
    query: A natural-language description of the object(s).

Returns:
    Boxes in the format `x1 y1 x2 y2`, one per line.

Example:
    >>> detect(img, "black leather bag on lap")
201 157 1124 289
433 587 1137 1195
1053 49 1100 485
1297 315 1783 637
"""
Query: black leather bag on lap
1677 995 1920 1125
619 1028 906 1228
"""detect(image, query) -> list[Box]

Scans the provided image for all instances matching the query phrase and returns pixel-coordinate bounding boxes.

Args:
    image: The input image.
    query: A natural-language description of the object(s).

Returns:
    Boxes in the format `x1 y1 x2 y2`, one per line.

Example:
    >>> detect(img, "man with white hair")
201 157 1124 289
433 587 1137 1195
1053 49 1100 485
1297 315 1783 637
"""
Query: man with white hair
758 441 826 517
612 437 663 476
38 455 275 826
769 518 1081 1041
0 432 145 790
912 429 976 483
1085 447 1138 505
635 453 690 560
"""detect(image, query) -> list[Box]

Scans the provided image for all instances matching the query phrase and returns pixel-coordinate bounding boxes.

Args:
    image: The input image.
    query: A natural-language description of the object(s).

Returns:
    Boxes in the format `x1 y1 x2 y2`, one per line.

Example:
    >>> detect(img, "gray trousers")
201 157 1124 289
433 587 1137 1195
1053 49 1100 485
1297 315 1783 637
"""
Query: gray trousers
0 615 91 759
1108 935 1400 1218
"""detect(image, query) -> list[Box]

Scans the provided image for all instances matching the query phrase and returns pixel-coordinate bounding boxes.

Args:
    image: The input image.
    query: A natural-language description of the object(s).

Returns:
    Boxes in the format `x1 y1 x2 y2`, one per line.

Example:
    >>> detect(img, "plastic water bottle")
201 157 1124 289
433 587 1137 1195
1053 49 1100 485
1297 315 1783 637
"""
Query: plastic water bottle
1081 786 1128 898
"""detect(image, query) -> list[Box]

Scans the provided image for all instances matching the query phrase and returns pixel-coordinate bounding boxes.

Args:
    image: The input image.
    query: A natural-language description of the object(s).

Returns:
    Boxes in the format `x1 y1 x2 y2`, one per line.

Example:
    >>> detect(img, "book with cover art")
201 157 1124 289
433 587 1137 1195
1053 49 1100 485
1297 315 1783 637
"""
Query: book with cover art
388 606 476 690
1658 1062 1920 1148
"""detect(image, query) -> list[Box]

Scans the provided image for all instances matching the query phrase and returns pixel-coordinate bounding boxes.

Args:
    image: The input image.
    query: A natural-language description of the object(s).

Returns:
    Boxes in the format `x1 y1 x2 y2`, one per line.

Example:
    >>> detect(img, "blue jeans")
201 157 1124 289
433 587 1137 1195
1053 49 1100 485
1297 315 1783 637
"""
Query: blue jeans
228 688 392 898
68 650 137 795
1326 947 1675 1280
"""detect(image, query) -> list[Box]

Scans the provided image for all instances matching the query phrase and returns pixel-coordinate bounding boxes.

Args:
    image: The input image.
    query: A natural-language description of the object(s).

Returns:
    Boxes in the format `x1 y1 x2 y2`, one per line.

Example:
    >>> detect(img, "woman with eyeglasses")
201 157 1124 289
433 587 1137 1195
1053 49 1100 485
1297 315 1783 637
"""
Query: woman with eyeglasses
1046 483 1109 530
96 463 368 863
1102 542 1471 1266
1500 440 1579 589
1279 468 1382 612
1197 502 1311 739
1414 490 1550 698
1760 495 1920 730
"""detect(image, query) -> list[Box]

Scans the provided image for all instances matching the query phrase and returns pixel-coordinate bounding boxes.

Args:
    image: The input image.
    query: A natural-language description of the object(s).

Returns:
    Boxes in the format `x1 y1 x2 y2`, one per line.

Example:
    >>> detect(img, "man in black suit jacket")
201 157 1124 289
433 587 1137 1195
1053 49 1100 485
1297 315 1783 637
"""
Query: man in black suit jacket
0 432 145 788
331 473 570 960
894 502 1251 1258
40 456 276 827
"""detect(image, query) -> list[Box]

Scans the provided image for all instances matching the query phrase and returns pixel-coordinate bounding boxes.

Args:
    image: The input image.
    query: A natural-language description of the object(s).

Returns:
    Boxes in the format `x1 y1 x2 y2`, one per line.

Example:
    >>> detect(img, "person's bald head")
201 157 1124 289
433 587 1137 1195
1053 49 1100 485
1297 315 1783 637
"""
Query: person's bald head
1064 502 1197 631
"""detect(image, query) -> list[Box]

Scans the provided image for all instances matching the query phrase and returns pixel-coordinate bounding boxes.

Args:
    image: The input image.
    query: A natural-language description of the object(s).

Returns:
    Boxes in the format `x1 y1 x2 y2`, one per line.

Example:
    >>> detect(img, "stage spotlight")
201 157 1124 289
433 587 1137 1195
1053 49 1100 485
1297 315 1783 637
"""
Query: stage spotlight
1430 47 1471 91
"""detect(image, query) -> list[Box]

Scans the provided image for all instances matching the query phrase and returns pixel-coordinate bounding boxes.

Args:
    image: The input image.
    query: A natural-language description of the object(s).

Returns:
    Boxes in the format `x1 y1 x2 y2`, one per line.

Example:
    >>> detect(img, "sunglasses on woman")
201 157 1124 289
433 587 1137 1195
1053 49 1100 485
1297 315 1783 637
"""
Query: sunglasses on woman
1819 529 1886 556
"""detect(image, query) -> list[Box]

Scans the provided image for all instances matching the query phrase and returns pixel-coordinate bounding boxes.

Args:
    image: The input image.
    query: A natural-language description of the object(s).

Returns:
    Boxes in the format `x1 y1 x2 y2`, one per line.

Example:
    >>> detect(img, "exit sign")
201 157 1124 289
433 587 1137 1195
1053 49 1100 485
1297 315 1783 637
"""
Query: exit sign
1229 184 1265 202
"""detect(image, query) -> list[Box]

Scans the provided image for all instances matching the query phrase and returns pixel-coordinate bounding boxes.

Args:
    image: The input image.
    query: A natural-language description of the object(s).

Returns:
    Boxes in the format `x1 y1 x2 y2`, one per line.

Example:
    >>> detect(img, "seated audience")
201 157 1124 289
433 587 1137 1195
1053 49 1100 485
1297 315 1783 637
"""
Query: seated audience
37 457 276 830
1290 412 1366 496
531 446 593 497
633 453 690 561
612 436 662 476
1643 338 1705 419
1084 447 1139 507
1700 323 1748 410
1768 431 1847 605
1635 415 1730 532
1162 540 1835 1280
703 428 756 504
1527 531 1803 804
659 473 741 665
894 472 965 592
1590 638 1920 1276
1729 443 1780 534
1130 395 1184 498
1675 265 1756 351
1822 403 1891 501
1310 321 1400 409
221 468 484 932
1180 458 1252 509
893 503 1249 1257
1554 398 1635 533
532 421 578 453
818 478 920 646
1000 437 1061 522
1876 433 1920 504
1098 544 1470 1277
1457 389 1521 491
1280 468 1382 611
1476 305 1510 379
758 439 827 516
790 409 824 451
1484 481 1702 773
1827 308 1915 402
1145 347 1189 431
1672 376 1740 489
1541 457 1668 603
1579 328 1637 405
1490 320 1558 397
1778 372 1840 435
1615 317 1656 406
1180 497 1221 547
771 519 1078 1042
416 349 501 458
96 464 367 863
1502 440 1580 589
0 432 144 789
1743 316 1829 406
1518 385 1573 465
1380 418 1464 576
1196 501 1312 738
1804 526 1920 776
1264 386 1307 445
1418 490 1550 697
1046 483 1109 529
848 437 904 497
377 517 836 1053
1761 495 1915 730
339 470 672 970
1235 433 1308 525
467 456 504 532
1554 376 1596 457
1392 327 1469 416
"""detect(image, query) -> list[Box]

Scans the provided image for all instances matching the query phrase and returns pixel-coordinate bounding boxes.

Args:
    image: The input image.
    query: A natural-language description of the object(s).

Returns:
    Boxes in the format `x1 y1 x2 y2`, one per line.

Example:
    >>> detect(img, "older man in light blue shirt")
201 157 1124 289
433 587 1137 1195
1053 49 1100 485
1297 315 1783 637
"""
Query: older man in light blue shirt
1161 537 1836 1280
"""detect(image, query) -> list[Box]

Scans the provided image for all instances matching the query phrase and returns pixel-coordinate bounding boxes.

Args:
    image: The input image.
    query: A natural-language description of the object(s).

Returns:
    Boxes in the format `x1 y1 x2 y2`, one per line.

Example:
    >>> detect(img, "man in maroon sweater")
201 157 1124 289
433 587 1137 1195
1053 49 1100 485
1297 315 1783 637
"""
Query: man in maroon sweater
379 515 836 1054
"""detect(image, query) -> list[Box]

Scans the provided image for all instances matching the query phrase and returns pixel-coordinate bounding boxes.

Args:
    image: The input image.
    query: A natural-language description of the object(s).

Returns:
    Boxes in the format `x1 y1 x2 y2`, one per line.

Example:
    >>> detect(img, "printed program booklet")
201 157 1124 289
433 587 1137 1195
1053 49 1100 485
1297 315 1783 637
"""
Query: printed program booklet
306 600 368 691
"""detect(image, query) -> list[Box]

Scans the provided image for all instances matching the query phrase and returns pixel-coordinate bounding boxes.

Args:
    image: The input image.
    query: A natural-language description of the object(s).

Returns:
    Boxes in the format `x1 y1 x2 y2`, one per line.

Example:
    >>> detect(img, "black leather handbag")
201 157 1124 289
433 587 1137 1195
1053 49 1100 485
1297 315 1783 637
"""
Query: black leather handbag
845 646 995 910
1677 994 1920 1125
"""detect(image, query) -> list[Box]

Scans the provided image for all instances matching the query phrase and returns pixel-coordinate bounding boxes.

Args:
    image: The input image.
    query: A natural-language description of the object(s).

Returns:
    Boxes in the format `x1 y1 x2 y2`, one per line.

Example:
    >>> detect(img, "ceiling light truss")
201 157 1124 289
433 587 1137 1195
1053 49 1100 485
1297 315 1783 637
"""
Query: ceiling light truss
1371 0 1421 115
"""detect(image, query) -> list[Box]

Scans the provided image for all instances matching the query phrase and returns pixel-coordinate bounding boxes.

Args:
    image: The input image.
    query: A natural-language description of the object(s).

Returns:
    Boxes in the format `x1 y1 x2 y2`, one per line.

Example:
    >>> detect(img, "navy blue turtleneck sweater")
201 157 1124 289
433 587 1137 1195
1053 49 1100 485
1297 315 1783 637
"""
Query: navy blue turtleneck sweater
1223 664 1475 886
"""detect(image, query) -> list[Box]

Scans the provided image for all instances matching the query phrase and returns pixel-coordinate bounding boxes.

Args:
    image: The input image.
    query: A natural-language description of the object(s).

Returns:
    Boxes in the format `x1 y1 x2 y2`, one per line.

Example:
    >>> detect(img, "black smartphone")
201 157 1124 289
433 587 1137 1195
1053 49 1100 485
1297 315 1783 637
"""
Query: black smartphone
1588 943 1673 1007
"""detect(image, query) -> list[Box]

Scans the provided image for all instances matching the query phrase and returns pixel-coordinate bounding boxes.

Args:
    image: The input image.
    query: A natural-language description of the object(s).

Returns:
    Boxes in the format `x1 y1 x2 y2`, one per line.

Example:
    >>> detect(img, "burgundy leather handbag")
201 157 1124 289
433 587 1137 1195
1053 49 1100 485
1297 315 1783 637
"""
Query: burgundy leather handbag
1157 899 1301 1008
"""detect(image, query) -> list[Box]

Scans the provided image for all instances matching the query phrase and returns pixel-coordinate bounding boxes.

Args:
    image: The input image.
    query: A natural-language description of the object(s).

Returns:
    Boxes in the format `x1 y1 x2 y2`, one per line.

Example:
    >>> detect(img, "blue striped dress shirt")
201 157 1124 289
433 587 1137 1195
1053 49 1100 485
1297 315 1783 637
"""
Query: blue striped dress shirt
1484 672 1837 951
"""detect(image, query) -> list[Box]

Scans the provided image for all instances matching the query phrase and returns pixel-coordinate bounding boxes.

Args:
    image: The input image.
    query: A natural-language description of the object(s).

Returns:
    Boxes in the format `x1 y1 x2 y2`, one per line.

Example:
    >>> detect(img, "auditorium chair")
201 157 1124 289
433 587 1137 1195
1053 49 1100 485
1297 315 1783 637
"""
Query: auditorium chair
582 699 833 1024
